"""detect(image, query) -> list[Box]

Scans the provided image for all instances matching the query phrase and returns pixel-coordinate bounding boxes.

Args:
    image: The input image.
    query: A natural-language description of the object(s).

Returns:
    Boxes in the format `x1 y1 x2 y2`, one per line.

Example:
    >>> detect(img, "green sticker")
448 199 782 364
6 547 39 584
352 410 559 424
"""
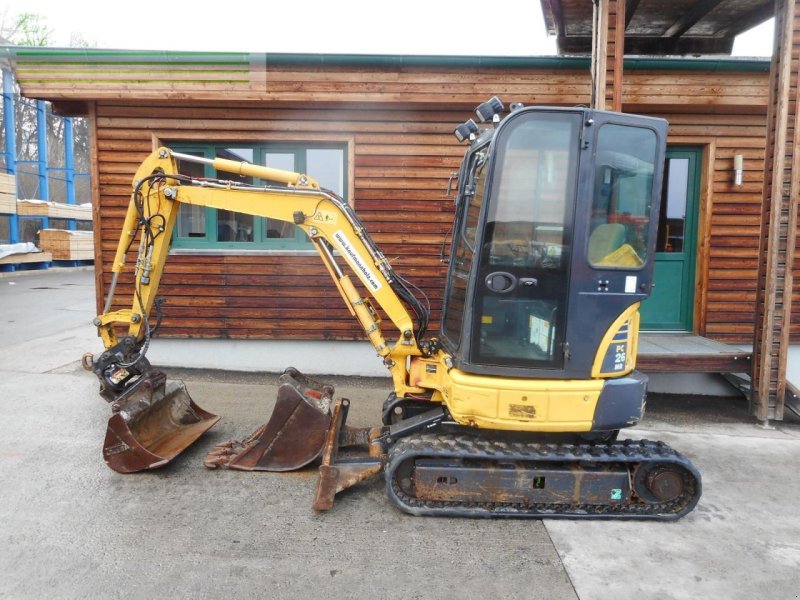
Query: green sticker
610 488 622 501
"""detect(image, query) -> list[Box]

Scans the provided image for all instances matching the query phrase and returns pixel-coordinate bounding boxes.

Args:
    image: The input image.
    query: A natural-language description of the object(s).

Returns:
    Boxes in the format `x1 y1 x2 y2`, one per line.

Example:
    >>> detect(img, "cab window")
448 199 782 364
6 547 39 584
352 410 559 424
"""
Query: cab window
589 124 657 268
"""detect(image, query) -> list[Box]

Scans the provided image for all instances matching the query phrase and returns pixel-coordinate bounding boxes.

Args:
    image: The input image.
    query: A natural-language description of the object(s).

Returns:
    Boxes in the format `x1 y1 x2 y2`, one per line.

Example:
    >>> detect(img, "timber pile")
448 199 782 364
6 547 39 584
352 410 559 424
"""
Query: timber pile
38 229 94 260
16 199 50 216
16 199 92 220
0 173 15 214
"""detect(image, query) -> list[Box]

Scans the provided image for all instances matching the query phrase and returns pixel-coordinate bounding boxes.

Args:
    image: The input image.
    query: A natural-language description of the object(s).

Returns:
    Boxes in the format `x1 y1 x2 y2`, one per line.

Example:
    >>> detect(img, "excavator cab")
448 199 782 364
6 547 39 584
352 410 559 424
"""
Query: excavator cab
443 106 665 384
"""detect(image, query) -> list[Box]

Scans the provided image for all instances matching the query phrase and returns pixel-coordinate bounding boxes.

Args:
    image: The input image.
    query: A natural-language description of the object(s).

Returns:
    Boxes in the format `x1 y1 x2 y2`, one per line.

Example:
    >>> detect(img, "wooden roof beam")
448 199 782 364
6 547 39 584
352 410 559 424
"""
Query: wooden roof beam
50 100 89 117
558 35 734 55
663 0 726 38
716 3 775 38
625 0 643 29
541 0 566 38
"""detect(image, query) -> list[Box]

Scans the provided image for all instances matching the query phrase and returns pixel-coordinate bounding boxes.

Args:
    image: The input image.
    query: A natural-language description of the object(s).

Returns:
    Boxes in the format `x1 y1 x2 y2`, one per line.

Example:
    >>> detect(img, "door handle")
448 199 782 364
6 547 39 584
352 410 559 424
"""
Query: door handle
485 272 517 293
519 277 538 287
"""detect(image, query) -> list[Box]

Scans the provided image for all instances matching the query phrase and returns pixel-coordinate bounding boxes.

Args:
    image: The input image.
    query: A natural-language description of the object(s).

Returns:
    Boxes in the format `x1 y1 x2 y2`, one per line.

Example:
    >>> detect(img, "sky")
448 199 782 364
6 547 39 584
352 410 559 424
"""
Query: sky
0 0 775 57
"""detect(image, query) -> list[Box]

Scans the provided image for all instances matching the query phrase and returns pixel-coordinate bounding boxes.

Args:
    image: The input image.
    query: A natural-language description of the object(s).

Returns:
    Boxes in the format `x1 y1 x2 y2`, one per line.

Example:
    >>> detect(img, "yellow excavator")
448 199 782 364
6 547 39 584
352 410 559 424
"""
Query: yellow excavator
86 98 701 519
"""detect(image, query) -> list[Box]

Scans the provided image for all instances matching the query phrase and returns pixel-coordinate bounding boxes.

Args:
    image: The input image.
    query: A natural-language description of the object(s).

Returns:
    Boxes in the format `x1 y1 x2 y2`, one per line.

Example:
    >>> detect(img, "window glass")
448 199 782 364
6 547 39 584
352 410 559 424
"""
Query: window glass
308 148 345 196
171 143 347 250
216 148 254 242
264 152 296 239
656 157 689 253
472 113 579 370
443 147 488 346
589 124 656 268
484 118 574 271
265 152 294 173
175 152 206 239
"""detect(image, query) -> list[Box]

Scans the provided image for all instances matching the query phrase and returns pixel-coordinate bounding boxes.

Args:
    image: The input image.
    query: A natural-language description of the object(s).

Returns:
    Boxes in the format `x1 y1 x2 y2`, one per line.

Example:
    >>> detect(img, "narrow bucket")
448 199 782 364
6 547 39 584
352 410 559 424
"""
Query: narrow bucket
103 374 220 473
204 368 333 471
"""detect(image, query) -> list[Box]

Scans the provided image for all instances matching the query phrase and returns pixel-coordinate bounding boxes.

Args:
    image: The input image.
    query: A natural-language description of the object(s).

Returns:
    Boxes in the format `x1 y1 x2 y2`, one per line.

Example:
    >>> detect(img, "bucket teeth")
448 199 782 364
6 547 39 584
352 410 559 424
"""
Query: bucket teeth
203 368 335 472
203 440 245 469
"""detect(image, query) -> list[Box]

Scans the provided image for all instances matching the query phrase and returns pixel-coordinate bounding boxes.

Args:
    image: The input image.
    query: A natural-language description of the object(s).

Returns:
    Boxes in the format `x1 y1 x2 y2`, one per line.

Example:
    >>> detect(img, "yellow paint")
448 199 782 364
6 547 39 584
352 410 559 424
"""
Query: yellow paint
312 210 338 225
591 303 640 378
481 315 493 324
410 355 600 432
444 364 601 432
210 155 320 189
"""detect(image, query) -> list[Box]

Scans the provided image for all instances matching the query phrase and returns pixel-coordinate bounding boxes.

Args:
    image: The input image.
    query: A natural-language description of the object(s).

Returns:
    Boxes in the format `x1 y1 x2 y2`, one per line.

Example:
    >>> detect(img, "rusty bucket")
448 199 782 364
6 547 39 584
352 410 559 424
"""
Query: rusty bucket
103 371 220 473
204 367 333 471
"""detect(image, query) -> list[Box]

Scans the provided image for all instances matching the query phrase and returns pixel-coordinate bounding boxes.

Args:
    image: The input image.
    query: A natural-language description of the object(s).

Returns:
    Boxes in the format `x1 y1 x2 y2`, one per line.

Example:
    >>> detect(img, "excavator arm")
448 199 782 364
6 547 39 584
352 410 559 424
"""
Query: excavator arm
89 147 431 475
96 147 427 397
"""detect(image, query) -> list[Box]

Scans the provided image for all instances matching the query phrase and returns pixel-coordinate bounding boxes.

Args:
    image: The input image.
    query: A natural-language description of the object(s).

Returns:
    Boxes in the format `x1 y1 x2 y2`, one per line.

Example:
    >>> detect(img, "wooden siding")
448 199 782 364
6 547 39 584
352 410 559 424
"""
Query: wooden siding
16 55 768 109
752 0 800 419
95 103 464 340
650 110 770 342
18 57 773 343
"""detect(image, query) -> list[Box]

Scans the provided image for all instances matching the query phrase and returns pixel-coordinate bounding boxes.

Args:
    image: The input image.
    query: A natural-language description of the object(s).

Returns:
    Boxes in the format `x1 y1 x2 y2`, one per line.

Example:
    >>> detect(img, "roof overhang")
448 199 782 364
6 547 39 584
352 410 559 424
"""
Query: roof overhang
540 0 775 55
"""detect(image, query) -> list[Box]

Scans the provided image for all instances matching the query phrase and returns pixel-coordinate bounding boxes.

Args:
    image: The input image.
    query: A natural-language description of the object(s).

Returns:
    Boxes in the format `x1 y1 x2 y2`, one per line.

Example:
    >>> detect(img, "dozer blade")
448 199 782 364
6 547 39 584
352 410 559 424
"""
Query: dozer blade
204 367 333 471
103 370 220 473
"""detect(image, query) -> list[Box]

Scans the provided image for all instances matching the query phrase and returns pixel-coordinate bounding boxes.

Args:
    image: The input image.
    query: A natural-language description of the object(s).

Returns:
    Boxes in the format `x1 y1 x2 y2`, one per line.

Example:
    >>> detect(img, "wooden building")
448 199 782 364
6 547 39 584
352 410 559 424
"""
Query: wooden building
2 46 777 396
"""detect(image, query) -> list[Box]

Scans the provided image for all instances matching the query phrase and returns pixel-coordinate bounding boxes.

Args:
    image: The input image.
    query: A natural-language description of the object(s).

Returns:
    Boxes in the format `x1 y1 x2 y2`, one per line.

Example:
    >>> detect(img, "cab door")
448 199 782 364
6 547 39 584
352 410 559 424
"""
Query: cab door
466 111 583 373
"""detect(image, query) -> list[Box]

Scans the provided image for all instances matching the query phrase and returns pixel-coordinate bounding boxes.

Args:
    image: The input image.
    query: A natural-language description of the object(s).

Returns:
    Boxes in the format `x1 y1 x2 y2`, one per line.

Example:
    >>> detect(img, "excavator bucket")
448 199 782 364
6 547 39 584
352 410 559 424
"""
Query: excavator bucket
102 370 220 473
204 368 333 471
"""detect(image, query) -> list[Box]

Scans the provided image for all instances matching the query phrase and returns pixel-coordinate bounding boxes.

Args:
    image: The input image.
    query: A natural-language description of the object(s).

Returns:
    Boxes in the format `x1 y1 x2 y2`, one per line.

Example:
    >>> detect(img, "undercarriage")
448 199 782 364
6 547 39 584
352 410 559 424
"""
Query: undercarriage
202 368 701 518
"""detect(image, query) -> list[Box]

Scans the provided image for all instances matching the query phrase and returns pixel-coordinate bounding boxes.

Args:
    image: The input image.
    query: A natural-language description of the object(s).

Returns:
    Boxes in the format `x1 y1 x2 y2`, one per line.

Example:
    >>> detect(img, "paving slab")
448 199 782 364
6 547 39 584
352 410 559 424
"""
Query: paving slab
545 397 800 600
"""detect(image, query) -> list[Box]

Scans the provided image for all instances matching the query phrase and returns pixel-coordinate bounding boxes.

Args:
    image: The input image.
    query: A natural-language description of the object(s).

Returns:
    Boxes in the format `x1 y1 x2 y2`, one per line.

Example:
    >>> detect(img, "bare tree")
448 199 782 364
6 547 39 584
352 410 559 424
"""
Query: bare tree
1 12 53 46
0 11 93 200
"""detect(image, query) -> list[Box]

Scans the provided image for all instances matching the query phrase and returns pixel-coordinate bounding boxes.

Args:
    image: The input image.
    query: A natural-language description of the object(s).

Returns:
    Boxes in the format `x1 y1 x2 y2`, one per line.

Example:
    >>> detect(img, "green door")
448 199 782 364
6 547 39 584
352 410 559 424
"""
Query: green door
640 147 701 330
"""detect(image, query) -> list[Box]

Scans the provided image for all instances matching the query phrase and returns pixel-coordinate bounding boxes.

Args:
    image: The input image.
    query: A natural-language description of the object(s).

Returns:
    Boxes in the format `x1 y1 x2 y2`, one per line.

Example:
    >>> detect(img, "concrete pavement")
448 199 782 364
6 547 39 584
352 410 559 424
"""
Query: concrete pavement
1 269 799 600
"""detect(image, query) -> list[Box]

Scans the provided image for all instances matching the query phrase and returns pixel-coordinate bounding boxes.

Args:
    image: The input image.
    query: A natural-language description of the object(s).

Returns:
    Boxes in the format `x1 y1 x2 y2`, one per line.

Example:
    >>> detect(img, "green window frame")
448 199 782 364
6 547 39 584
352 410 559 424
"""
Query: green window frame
171 142 348 251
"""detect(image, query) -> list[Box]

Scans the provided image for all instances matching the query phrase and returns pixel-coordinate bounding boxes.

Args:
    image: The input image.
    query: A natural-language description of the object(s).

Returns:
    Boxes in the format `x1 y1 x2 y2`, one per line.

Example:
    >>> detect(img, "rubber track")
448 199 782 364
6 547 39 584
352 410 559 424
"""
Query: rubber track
386 433 702 520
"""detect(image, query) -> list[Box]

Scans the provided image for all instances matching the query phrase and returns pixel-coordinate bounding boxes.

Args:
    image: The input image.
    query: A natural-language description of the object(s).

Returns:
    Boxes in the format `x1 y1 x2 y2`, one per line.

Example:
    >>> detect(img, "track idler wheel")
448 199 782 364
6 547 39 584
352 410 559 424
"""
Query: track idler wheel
633 462 690 504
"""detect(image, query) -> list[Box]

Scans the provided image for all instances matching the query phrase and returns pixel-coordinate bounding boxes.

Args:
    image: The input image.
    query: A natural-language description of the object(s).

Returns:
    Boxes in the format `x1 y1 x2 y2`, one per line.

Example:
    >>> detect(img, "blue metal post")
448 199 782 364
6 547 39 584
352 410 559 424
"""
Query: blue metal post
35 100 49 200
2 68 18 243
64 116 76 230
35 100 49 229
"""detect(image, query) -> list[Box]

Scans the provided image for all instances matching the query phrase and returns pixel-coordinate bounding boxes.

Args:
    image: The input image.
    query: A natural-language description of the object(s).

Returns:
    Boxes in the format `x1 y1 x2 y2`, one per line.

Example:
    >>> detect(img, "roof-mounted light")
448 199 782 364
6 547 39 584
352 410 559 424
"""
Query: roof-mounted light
475 96 504 123
454 119 479 143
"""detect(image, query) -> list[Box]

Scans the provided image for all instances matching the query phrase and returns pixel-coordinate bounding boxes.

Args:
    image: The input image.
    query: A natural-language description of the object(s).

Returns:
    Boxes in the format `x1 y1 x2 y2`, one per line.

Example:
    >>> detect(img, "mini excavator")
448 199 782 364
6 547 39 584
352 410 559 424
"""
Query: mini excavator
86 99 701 519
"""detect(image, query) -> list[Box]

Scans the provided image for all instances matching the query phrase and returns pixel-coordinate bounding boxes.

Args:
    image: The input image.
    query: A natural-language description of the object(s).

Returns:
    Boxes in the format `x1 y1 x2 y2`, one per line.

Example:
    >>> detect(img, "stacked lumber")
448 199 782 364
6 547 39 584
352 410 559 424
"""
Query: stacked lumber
16 199 49 216
49 202 92 220
38 229 94 260
0 251 53 265
16 199 92 220
0 173 15 214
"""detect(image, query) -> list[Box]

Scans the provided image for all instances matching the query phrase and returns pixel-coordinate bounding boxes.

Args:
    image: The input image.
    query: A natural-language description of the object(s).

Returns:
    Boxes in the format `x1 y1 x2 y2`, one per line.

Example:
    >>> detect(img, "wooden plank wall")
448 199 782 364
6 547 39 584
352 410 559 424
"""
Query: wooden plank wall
604 0 625 112
83 63 772 343
96 102 470 339
648 108 769 342
752 0 799 420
